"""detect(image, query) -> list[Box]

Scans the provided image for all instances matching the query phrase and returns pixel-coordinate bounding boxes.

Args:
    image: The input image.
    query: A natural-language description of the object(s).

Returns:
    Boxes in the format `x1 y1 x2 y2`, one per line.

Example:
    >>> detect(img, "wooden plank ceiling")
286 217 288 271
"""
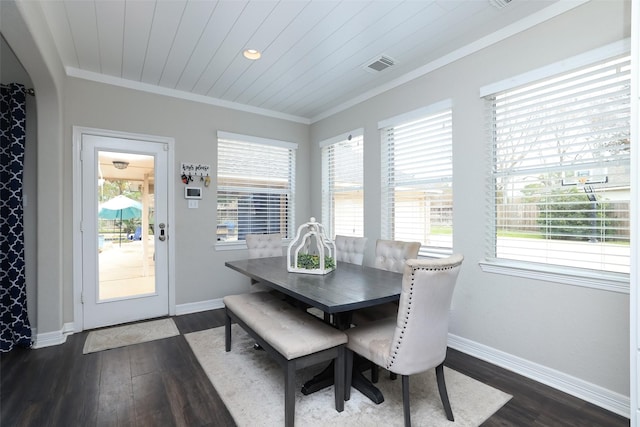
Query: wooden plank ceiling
38 0 563 122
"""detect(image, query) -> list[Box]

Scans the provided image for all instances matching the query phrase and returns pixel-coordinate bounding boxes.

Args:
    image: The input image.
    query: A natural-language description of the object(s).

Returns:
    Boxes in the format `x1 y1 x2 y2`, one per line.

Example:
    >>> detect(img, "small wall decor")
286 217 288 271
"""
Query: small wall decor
181 162 211 186
287 217 336 275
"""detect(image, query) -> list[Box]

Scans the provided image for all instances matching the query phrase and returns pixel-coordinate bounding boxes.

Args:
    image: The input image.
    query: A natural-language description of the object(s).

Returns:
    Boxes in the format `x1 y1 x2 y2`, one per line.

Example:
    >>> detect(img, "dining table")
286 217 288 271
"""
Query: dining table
225 255 403 404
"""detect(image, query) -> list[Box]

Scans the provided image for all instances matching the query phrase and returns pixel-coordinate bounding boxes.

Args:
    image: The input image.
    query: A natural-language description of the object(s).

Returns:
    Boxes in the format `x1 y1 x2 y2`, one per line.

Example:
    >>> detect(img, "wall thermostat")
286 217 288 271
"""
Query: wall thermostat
185 186 202 199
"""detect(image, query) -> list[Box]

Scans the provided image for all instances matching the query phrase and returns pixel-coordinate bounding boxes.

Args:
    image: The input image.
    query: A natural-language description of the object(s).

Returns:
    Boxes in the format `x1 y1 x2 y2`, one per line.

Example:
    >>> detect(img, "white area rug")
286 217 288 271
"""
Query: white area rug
185 325 512 427
83 318 179 354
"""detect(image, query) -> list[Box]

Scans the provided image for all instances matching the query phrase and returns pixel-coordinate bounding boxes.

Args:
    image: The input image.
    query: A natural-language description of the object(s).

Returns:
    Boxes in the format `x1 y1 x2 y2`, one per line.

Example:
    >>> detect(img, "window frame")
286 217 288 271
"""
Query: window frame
320 129 364 239
215 131 297 250
379 100 454 258
479 40 631 293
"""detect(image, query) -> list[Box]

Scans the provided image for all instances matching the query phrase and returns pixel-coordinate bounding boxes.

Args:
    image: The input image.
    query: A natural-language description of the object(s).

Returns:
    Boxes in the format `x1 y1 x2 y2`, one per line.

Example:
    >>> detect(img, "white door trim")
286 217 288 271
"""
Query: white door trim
72 126 175 332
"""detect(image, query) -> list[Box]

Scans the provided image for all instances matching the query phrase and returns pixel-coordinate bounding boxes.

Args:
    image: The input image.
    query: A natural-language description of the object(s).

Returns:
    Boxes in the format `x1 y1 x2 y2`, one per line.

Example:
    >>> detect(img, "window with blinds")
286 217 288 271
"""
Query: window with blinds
380 101 453 255
485 53 631 275
216 131 296 243
321 130 364 238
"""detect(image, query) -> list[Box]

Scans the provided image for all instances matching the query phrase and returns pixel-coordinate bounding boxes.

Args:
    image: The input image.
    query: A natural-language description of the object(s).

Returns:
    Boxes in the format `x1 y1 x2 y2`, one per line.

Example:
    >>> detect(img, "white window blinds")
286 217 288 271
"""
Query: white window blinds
485 54 631 274
321 130 364 238
380 102 453 255
216 132 296 243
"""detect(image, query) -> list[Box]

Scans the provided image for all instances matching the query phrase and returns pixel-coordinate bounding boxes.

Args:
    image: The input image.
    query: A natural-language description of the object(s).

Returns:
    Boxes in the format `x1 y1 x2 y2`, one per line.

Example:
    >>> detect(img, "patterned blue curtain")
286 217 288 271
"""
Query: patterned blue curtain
0 83 32 352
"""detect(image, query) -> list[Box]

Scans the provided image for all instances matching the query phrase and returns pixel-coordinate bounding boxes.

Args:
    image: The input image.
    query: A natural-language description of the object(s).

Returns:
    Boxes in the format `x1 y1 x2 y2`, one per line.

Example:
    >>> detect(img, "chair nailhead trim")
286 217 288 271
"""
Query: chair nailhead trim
386 263 459 370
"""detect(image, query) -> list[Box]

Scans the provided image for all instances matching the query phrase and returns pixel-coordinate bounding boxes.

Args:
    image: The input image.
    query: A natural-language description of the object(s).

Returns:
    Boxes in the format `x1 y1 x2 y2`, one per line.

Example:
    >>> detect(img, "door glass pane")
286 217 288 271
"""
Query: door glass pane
97 151 155 301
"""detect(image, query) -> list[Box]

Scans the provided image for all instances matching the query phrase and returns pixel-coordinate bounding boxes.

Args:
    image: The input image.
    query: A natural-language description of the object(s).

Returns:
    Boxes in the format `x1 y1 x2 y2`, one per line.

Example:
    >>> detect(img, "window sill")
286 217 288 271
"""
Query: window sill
215 240 290 252
419 247 453 259
478 259 629 294
215 241 247 251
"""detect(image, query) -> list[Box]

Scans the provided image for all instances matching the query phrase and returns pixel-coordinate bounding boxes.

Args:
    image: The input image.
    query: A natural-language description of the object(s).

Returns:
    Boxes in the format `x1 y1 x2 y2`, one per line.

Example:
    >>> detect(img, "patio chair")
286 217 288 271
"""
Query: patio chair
127 226 142 241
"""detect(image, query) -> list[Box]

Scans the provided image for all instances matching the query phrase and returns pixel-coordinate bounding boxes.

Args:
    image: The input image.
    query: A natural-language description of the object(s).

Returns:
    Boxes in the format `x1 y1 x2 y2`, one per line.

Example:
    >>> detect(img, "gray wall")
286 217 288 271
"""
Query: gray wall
309 0 630 397
63 78 311 312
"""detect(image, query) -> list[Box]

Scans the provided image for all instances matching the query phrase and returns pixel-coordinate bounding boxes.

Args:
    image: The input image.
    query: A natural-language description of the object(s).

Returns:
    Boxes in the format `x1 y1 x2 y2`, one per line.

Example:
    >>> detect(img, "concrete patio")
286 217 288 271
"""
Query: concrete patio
98 237 155 300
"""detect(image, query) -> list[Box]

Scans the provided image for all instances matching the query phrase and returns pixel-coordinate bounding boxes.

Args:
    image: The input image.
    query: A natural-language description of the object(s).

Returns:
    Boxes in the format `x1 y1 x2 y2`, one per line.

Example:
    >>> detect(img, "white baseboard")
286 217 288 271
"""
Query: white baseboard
448 333 630 418
175 298 225 316
31 301 224 348
32 322 74 349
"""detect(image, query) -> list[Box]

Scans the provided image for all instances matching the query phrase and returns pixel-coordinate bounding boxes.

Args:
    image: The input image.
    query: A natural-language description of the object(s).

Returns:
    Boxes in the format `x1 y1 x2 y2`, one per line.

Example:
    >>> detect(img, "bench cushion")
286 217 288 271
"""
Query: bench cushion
224 292 347 360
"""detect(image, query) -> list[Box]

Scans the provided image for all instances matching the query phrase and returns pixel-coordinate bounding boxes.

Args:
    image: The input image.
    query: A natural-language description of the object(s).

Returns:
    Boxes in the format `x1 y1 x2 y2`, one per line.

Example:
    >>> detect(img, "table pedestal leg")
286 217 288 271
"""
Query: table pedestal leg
301 362 334 395
352 368 384 403
301 311 384 404
301 358 385 404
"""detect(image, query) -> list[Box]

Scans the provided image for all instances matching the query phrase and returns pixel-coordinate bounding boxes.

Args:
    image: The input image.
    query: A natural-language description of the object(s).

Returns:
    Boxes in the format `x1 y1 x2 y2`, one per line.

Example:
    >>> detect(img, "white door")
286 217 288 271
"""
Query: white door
80 132 170 329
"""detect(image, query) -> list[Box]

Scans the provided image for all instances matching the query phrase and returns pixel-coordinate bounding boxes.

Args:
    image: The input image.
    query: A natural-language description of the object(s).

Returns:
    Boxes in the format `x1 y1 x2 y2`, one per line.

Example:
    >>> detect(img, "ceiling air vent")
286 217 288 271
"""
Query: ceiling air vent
364 55 395 73
489 0 512 9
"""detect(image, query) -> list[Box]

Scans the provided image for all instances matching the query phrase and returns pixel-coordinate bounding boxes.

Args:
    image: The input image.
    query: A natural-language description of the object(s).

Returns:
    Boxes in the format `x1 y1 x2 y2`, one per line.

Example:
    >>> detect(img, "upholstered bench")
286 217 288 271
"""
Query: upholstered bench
223 292 347 427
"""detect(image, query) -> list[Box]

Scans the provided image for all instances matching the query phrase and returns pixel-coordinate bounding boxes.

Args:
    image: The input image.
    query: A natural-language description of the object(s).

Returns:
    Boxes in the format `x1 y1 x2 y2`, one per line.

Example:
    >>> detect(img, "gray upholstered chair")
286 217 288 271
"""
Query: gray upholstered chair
245 233 282 292
311 235 368 322
351 239 421 325
246 233 283 259
373 239 421 273
352 239 421 382
245 233 284 349
344 254 464 425
334 235 368 266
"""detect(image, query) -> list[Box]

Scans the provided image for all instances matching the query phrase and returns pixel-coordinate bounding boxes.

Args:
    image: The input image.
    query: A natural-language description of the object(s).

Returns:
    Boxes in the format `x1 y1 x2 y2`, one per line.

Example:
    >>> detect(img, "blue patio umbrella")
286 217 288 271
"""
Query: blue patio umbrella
98 195 142 246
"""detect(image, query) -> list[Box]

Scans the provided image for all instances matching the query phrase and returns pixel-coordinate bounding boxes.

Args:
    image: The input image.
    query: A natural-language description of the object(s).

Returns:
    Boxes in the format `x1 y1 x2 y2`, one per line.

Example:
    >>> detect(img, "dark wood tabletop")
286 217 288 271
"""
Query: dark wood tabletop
225 256 402 315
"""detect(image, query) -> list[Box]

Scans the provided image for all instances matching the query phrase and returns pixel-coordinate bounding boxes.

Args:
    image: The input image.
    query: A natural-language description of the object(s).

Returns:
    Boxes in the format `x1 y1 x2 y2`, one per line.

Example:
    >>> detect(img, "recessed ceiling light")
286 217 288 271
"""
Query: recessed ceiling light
243 49 261 60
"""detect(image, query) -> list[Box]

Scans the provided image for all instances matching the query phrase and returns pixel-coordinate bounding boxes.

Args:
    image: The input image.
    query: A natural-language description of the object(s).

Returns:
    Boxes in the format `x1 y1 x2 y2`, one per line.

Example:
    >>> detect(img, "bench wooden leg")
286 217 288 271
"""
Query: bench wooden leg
225 309 232 352
345 348 353 401
284 361 296 427
334 346 345 411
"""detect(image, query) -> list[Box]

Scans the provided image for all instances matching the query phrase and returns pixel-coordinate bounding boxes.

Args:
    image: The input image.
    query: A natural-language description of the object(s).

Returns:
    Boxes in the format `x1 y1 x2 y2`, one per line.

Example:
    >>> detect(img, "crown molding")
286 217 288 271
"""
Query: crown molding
65 67 311 125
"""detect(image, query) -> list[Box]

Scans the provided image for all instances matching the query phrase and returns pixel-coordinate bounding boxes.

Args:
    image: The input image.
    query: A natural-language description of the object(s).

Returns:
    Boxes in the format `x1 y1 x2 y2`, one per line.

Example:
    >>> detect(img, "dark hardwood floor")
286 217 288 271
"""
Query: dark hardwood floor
1 309 629 426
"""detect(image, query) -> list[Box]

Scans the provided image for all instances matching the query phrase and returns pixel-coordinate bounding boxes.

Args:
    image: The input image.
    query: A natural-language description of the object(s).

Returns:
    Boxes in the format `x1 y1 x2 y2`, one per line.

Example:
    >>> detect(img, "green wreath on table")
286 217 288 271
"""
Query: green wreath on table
296 254 336 270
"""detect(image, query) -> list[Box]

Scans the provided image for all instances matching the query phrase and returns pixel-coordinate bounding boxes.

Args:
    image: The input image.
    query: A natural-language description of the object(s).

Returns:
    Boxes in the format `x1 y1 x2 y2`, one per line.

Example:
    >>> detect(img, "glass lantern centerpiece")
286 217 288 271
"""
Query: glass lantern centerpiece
287 217 336 275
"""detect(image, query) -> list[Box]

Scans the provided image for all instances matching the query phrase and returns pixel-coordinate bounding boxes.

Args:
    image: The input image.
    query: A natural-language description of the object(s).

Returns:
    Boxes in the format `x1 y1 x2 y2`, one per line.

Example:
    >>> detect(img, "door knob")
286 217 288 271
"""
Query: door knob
158 223 166 241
